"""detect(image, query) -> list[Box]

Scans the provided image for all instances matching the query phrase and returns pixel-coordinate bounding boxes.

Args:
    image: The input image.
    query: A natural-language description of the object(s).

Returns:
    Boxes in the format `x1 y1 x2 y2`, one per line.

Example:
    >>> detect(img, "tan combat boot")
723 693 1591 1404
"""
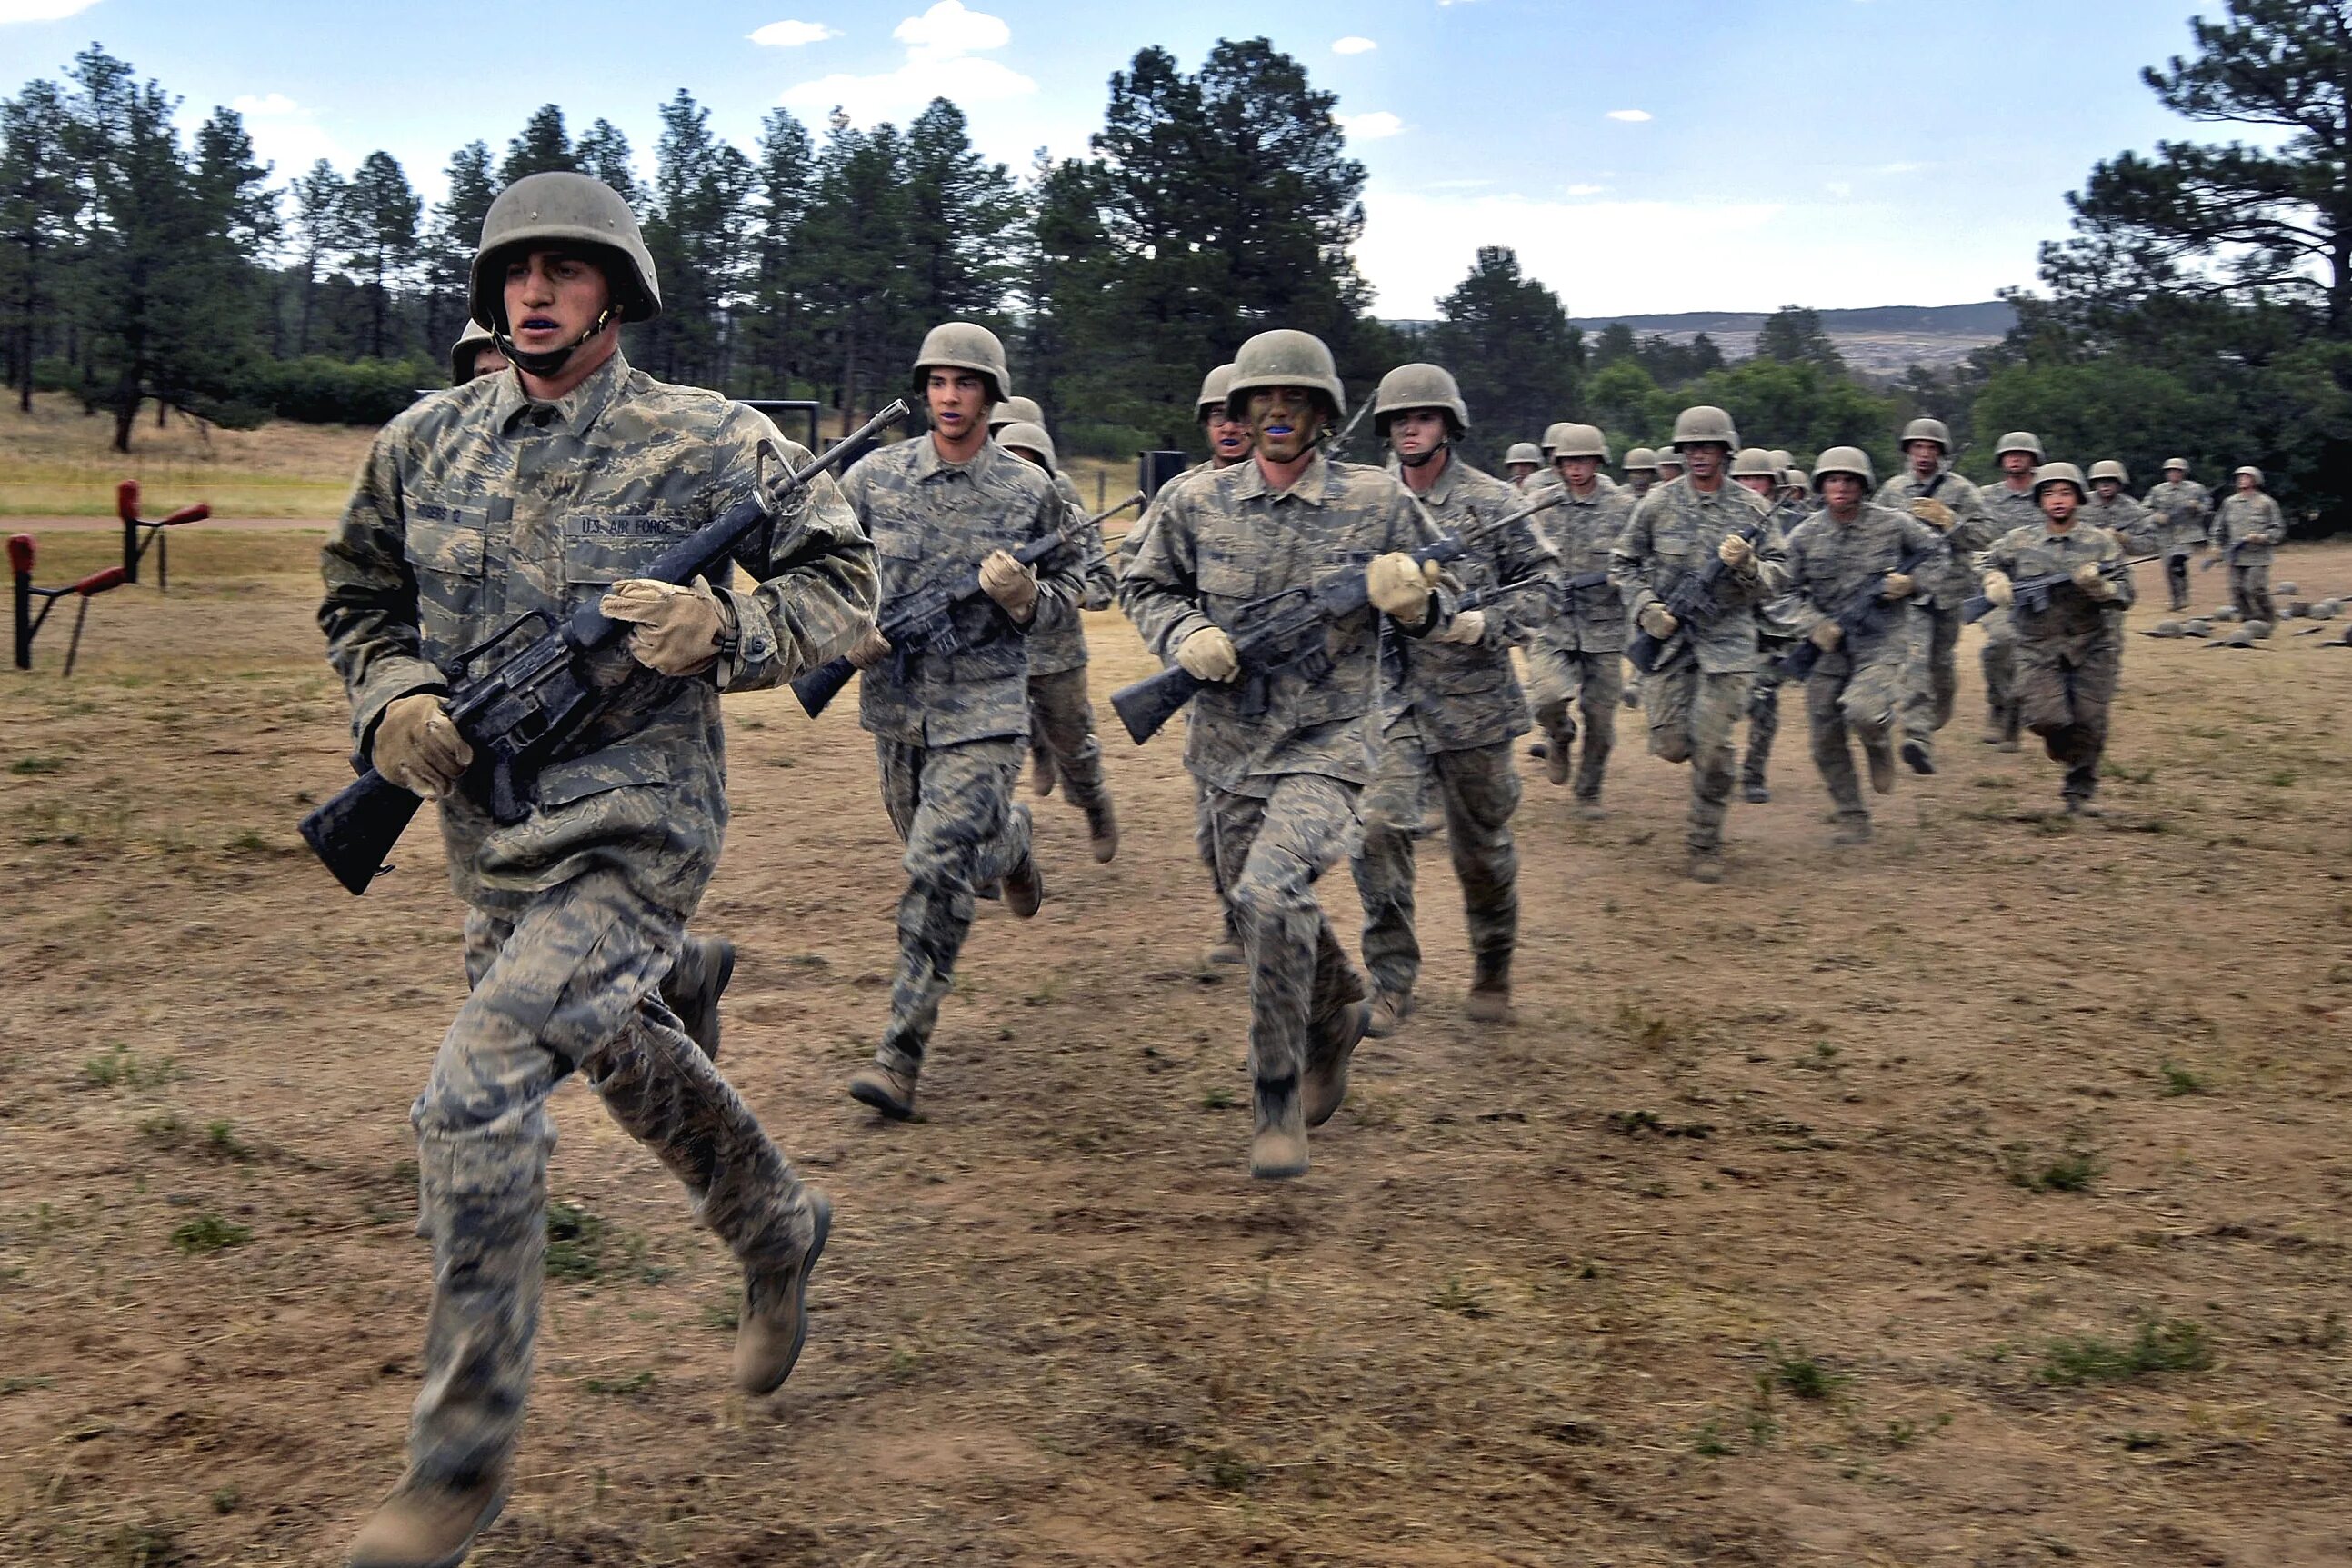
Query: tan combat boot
1029 744 1056 797
1250 1076 1309 1180
1830 815 1873 846
847 1056 917 1120
1464 954 1511 1024
1687 850 1725 884
1085 797 1118 864
1304 1000 1369 1128
1365 988 1413 1038
1864 740 1897 795
660 935 736 1062
999 845 1044 918
734 1191 831 1395
347 1475 506 1568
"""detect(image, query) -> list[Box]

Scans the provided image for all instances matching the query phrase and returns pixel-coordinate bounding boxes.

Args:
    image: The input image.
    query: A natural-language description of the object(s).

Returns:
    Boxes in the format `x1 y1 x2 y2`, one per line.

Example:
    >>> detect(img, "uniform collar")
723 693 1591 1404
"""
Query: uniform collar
910 431 1003 482
490 347 630 438
1233 448 1335 507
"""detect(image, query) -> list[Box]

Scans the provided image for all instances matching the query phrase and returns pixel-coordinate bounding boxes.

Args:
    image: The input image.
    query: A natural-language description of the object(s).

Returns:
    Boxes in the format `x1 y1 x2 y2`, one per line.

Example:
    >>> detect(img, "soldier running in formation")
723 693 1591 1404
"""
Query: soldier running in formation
1504 441 1544 485
2084 460 2157 552
1352 364 1563 1035
2212 464 2285 626
1621 446 1659 500
325 173 873 1568
1874 417 1988 776
1732 447 1802 804
1526 424 1633 815
1976 432 2047 751
2144 458 2212 611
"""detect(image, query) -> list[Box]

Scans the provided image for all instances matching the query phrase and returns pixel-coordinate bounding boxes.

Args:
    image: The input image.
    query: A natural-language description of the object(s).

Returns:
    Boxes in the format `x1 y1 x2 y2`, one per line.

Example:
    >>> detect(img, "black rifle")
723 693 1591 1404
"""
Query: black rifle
1777 543 1940 683
1109 489 1566 746
2197 537 2249 574
1623 510 1773 674
790 489 1090 719
301 399 907 895
1322 396 1375 459
1960 554 2159 624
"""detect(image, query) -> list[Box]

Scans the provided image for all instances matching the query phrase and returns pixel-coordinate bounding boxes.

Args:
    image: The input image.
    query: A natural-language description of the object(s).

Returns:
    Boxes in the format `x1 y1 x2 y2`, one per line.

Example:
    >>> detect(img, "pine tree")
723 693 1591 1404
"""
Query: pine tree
342 151 420 359
500 105 576 185
0 78 75 409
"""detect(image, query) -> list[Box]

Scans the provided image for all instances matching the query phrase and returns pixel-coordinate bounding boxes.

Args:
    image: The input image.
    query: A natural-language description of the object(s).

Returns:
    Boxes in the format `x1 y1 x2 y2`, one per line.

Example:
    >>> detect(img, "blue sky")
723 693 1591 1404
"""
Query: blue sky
0 0 2219 316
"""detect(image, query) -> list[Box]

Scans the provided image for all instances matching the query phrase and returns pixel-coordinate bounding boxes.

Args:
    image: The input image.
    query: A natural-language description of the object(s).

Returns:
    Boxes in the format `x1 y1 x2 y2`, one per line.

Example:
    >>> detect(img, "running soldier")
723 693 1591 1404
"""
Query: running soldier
1527 424 1632 815
1778 448 1948 844
1655 446 1686 485
1874 416 1990 775
1732 447 1802 804
2084 461 2157 552
2212 464 2285 626
838 323 1083 1122
2144 458 2212 611
326 173 874 1567
1612 405 1789 883
1977 432 2047 751
1123 328 1458 1178
1622 446 1660 500
1977 462 2134 816
1353 364 1564 1035
1505 442 1544 486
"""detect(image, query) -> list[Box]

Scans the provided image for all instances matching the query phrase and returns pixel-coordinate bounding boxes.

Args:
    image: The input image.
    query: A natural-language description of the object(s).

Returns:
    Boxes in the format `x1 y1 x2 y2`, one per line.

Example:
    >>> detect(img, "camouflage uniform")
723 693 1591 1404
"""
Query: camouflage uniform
1026 469 1118 827
1525 477 1632 802
1978 521 2135 805
2144 477 2212 610
1875 467 1993 759
2212 489 2285 625
1352 457 1562 1003
843 434 1082 1079
1610 476 1789 857
1779 504 1949 828
1977 481 2043 744
1124 451 1451 1122
318 351 876 1487
2083 491 2157 554
1740 495 1812 798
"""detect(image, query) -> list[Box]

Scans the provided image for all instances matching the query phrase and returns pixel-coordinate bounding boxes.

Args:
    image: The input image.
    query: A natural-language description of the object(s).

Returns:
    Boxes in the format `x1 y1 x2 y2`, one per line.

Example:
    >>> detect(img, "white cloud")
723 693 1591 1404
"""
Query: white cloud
1564 184 1606 196
1825 180 1853 197
782 2 1033 123
1332 35 1376 55
750 19 839 46
1606 108 1652 123
0 0 102 21
230 93 344 175
1338 111 1404 140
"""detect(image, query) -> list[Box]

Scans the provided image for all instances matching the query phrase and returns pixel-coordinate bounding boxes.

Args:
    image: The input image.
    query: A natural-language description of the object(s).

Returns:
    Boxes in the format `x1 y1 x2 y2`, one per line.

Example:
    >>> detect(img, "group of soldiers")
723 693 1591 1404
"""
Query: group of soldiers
312 170 2292 1568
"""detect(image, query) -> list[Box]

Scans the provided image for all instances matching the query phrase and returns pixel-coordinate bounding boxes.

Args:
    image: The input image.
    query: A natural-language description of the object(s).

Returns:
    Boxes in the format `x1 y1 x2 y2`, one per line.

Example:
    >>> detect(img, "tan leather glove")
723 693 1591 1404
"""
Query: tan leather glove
1717 532 1753 568
1881 571 1915 599
373 692 472 800
1432 608 1486 646
980 549 1039 621
1176 625 1240 682
846 627 893 670
2072 560 2117 598
1981 571 2014 607
600 577 733 676
1637 603 1679 639
1808 620 1843 652
1910 497 1957 530
1366 553 1439 618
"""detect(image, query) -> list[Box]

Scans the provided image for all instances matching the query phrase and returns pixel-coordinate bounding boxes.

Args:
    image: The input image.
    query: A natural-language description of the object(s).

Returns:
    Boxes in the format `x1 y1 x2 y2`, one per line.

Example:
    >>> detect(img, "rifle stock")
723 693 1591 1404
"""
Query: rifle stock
297 766 424 895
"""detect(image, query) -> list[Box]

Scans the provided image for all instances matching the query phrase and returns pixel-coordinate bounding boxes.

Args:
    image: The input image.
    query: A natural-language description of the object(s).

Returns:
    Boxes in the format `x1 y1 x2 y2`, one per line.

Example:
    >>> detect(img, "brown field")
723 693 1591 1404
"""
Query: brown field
1 528 2348 1566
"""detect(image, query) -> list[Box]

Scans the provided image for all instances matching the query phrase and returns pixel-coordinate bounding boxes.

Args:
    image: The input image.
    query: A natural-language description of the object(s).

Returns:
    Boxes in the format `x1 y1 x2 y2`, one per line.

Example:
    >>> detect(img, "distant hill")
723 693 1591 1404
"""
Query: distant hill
1382 301 2016 375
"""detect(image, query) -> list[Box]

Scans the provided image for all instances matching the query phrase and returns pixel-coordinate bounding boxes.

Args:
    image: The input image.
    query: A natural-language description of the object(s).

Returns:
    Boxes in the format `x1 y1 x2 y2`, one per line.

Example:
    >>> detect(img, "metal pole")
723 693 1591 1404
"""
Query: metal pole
10 535 31 671
63 594 91 677
155 527 167 594
122 513 139 584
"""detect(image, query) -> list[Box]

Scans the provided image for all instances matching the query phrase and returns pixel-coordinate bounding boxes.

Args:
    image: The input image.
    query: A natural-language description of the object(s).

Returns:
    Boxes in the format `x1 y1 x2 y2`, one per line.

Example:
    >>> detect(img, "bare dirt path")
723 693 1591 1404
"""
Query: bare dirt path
1 543 2347 1566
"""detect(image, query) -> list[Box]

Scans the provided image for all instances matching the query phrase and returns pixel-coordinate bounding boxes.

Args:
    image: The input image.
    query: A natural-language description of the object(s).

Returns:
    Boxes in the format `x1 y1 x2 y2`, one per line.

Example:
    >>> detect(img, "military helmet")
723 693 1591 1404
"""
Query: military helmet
2033 461 2088 499
2147 620 2185 639
2276 578 2299 595
1226 328 1346 418
1623 446 1659 473
996 420 1056 470
1656 447 1686 470
470 172 661 329
1768 448 1795 472
2234 464 2264 484
1375 362 1469 437
1810 445 1877 491
1670 404 1739 450
987 394 1045 433
1197 363 1237 419
1900 416 1953 452
1550 424 1609 461
1995 431 2046 462
2089 459 2129 485
1538 420 1578 455
448 319 498 385
1730 446 1779 479
1783 465 1811 490
2162 456 2190 474
1504 442 1544 467
2247 619 2274 638
914 321 1012 404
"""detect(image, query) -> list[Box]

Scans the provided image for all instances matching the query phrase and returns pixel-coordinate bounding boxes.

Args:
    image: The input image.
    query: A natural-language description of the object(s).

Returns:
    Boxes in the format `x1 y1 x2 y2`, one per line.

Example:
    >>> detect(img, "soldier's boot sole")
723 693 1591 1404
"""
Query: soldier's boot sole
1901 739 1935 776
1000 850 1045 919
1365 988 1413 1039
1304 1001 1368 1129
1086 799 1119 864
347 1477 507 1568
663 937 736 1063
733 1191 830 1396
847 1060 918 1121
1865 744 1897 795
1249 1077 1309 1180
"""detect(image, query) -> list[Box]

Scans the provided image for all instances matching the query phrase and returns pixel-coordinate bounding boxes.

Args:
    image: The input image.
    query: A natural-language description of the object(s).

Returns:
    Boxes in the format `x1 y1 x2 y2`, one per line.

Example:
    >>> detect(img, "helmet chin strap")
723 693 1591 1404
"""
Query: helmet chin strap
1396 441 1447 470
495 304 618 378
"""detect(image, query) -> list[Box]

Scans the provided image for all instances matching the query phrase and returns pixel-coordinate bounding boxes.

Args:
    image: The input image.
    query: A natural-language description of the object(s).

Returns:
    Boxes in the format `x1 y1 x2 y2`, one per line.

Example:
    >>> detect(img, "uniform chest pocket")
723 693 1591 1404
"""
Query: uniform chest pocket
1197 557 1258 617
406 516 487 581
560 514 696 589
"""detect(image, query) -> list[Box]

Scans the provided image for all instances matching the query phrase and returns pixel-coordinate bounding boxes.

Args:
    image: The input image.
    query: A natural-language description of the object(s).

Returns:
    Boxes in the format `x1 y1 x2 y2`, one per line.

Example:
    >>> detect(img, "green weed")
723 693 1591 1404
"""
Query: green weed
84 1045 176 1089
2159 1061 2207 1096
169 1214 251 1254
581 1369 656 1397
1767 1345 1843 1401
544 1201 607 1282
1429 1275 1490 1317
8 755 62 774
2038 1319 2212 1386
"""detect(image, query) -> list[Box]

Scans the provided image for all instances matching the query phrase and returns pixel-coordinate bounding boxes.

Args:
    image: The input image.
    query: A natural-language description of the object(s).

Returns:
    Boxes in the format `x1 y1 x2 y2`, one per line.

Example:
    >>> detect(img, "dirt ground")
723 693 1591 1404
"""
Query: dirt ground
1 529 2347 1567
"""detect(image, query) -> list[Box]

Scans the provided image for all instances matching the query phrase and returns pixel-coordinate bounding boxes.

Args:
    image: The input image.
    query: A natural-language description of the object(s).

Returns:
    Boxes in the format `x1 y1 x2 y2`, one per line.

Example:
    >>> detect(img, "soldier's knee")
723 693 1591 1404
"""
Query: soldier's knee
1648 727 1691 764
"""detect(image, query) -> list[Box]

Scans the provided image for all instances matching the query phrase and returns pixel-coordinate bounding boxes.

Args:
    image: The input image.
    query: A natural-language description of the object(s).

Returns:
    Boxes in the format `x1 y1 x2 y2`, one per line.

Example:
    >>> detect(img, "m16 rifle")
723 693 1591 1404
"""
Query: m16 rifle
1960 554 2159 624
1777 542 1943 683
1623 510 1774 674
300 399 907 895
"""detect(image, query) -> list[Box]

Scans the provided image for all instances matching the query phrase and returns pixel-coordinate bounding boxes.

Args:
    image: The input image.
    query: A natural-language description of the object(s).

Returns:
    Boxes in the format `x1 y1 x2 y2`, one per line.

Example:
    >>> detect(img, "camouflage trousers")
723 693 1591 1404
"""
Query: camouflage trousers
2017 630 2119 803
1903 604 1961 749
1195 775 1240 951
1742 642 1790 790
1980 609 2019 742
1206 774 1367 1095
1026 667 1110 815
1351 734 1520 999
2230 563 2275 626
2166 552 2192 611
1526 645 1620 799
406 869 812 1487
875 736 1029 1072
1642 662 1751 854
1805 640 1908 822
